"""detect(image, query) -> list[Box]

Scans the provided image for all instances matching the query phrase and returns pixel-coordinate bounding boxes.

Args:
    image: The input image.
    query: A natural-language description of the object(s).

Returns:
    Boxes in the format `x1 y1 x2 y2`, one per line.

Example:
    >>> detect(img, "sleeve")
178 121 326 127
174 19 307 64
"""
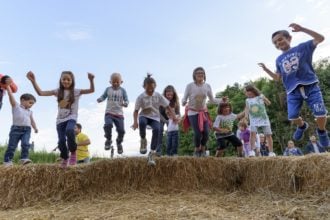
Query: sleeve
160 94 170 107
122 88 129 104
181 84 190 105
134 95 142 111
53 89 59 97
98 88 109 102
206 84 221 104
213 116 220 128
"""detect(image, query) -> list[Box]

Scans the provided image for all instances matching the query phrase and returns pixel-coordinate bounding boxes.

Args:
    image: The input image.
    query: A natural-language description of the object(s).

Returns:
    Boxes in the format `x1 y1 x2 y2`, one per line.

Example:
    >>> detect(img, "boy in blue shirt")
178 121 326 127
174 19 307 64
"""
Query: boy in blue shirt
259 23 329 148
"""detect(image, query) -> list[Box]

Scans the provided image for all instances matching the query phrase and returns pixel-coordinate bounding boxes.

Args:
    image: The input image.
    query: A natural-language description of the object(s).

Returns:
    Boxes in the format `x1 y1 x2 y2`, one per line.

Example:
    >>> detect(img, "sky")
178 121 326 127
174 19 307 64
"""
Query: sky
1 0 330 158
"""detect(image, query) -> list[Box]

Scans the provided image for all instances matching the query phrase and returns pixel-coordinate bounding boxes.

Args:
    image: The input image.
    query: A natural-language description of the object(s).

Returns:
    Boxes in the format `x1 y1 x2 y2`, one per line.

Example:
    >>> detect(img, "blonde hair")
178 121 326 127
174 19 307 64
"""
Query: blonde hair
110 72 122 82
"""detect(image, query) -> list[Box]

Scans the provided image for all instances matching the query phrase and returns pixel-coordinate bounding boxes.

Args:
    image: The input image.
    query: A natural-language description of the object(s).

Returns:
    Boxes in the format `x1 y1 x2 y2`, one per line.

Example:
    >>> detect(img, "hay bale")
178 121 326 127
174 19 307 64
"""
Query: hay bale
0 154 329 209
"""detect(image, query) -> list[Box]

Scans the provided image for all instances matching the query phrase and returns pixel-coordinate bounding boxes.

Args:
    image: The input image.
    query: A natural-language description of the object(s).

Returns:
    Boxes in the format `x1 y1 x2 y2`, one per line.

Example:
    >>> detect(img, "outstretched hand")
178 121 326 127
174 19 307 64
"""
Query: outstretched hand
258 63 267 71
87 72 95 80
289 23 303 32
26 71 36 82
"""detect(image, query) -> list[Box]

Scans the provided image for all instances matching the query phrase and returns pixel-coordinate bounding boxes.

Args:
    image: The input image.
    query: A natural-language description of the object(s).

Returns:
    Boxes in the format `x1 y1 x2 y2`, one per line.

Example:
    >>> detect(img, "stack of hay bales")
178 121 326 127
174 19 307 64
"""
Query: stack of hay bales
0 154 329 209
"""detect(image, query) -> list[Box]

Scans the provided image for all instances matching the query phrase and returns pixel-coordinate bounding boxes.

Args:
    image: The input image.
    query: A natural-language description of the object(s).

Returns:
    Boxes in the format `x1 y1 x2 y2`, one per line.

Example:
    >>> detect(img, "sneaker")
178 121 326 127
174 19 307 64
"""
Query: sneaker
105 140 112 151
140 138 147 154
69 152 77 166
20 158 32 165
268 152 276 157
147 152 156 166
117 143 123 154
3 161 13 167
248 150 256 157
60 159 68 168
293 122 309 141
317 129 329 147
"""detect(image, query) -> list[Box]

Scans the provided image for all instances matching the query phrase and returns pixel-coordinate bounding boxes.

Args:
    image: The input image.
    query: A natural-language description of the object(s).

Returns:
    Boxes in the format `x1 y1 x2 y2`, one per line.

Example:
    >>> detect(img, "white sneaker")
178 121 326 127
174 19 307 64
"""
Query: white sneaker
147 152 156 166
20 158 32 165
248 150 256 157
268 152 276 157
3 161 13 167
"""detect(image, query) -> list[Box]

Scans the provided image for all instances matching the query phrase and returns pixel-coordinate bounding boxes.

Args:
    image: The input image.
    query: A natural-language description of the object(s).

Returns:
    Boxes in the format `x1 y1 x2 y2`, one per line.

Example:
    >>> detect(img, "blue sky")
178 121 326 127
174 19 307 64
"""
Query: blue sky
1 0 329 157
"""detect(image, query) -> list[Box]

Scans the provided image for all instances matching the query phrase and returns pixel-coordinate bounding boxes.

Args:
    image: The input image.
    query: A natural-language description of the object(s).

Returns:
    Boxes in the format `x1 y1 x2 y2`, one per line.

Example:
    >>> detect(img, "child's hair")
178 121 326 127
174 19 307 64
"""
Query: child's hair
245 84 261 96
20 93 36 102
192 67 206 81
143 73 156 87
111 72 122 82
76 123 82 130
57 71 75 105
163 85 180 112
0 75 10 84
271 30 291 40
238 119 248 129
217 102 232 115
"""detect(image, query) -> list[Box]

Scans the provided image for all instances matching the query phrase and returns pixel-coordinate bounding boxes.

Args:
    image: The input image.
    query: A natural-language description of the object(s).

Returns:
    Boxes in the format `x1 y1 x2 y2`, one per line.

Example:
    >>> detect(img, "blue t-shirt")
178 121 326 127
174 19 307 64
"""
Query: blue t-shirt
276 40 318 94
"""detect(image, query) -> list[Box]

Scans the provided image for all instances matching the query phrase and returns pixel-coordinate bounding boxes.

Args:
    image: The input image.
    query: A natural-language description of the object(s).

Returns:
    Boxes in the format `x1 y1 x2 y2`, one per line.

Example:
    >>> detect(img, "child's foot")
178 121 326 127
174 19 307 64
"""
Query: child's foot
140 138 147 154
293 122 309 141
248 150 256 157
117 143 123 154
317 129 329 147
3 161 13 167
105 140 112 151
147 151 156 166
20 158 32 165
69 152 77 166
268 152 276 157
60 159 68 168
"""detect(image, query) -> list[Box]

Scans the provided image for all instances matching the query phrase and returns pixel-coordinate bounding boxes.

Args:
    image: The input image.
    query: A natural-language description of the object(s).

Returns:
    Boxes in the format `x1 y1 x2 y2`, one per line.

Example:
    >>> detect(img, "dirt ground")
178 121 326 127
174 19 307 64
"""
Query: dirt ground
0 191 329 220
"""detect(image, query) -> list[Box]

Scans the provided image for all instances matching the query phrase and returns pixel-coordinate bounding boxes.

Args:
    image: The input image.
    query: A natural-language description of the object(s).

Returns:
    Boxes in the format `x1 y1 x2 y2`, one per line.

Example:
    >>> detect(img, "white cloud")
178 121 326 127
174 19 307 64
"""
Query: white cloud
55 22 92 41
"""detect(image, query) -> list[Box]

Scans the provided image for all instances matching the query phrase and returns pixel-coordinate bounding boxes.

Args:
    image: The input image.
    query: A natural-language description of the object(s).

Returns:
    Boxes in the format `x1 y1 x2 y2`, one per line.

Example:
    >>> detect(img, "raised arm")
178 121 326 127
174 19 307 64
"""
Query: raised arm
258 63 281 81
26 71 55 96
80 73 95 95
6 85 16 107
289 23 324 46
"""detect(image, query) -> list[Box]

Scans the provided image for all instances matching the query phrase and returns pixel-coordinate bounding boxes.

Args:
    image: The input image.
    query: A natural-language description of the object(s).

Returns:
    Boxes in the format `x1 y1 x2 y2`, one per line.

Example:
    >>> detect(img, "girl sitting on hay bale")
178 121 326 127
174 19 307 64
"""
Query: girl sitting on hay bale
132 74 177 166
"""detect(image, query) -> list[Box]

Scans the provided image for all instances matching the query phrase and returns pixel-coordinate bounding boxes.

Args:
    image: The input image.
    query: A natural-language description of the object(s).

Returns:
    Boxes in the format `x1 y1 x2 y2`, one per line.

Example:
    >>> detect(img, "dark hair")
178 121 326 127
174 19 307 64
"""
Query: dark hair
76 123 82 130
217 102 232 115
0 75 10 84
245 84 261 96
163 85 180 114
193 67 206 82
143 73 156 87
271 30 291 40
20 93 36 102
58 71 75 105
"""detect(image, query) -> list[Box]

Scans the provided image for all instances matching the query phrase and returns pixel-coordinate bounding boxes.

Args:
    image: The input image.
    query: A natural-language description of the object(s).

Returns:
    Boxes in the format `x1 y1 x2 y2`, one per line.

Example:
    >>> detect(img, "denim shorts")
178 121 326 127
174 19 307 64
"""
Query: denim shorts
287 83 327 120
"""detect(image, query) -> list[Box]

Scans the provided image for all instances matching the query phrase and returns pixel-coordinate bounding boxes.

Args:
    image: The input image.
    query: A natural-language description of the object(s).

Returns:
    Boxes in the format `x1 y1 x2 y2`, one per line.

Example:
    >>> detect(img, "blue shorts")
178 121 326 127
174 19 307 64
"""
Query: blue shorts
287 83 327 120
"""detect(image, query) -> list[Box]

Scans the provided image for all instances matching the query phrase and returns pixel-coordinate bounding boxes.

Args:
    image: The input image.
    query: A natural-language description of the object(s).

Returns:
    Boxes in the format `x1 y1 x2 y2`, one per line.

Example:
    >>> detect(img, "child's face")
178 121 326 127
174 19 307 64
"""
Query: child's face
222 107 231 115
287 141 295 148
165 90 174 101
195 72 205 83
61 73 73 89
310 135 316 142
110 76 122 89
74 125 80 135
245 90 255 98
239 126 246 131
21 99 35 109
272 33 291 51
144 83 155 95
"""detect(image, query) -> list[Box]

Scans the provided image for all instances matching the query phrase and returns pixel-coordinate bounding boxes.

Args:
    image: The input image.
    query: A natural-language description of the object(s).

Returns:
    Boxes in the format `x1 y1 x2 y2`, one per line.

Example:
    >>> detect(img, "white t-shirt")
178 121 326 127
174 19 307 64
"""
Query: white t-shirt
135 92 169 122
53 89 81 124
213 113 237 138
312 143 320 153
12 102 32 126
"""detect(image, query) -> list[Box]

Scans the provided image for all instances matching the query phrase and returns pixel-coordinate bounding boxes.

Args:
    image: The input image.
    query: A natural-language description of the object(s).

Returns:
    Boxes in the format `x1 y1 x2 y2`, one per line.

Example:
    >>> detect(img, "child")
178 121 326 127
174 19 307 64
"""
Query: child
132 74 176 166
305 135 326 154
0 74 18 110
213 102 244 157
97 73 128 154
258 23 329 147
3 85 38 166
74 123 91 164
259 133 270 156
238 120 251 157
26 71 94 168
182 67 222 157
163 85 181 156
244 84 276 157
283 140 303 156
